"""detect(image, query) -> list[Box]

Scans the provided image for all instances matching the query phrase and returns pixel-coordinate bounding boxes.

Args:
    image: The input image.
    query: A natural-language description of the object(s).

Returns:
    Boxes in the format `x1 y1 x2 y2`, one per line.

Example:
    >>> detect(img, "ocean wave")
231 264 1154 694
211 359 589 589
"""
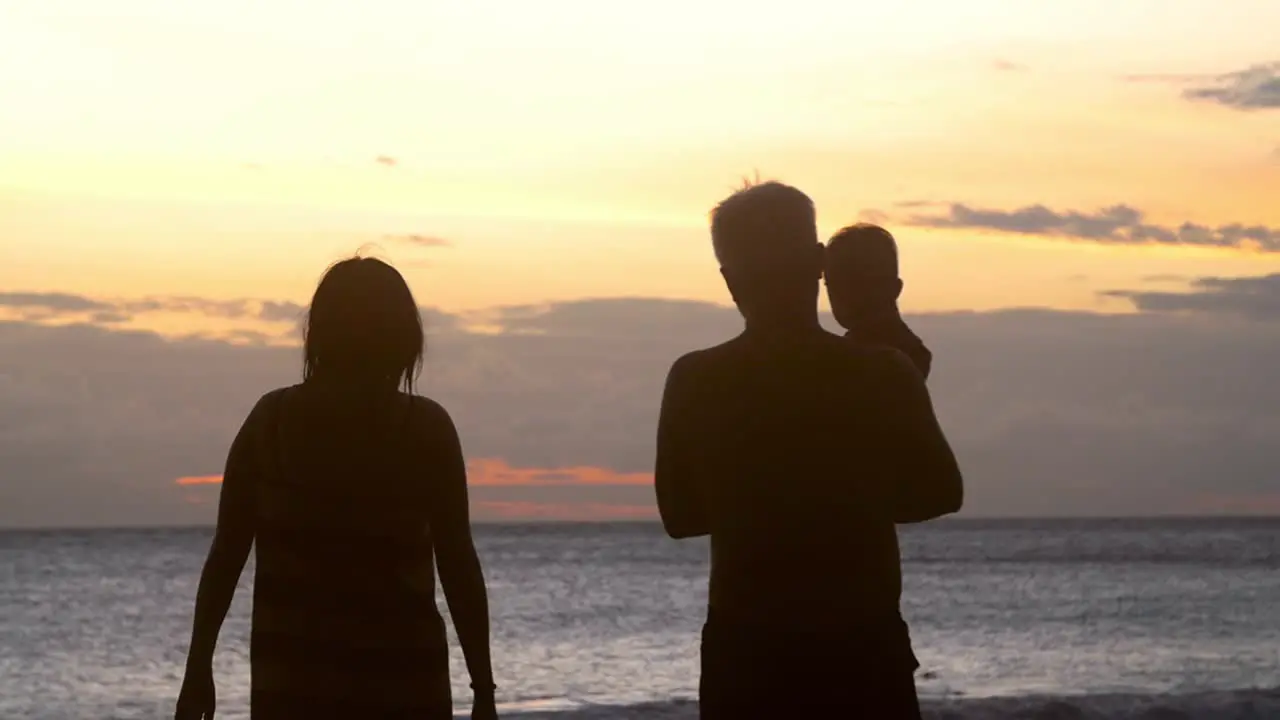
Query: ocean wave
496 687 1280 719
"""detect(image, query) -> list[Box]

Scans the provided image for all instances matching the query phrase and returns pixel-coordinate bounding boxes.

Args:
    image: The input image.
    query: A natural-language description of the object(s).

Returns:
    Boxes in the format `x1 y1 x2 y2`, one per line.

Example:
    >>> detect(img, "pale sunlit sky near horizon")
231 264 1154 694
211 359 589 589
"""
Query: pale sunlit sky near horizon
2 0 1279 525
4 0 1279 316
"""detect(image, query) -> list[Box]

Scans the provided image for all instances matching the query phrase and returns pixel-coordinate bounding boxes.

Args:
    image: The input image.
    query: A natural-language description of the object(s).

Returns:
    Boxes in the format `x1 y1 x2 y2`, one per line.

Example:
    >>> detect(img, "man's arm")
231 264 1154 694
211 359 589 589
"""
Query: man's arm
182 393 268 671
421 400 495 701
654 355 710 539
877 351 962 523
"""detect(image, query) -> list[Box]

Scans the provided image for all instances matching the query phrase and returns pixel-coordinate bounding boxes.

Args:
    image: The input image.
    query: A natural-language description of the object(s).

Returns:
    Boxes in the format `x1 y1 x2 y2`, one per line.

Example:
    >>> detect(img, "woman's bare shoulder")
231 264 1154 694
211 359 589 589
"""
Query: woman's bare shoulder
242 385 296 423
402 393 456 431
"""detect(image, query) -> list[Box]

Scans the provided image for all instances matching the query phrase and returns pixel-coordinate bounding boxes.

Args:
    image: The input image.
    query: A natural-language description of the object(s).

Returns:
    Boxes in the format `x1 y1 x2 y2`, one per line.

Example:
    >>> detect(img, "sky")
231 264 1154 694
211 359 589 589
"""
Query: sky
2 0 1279 526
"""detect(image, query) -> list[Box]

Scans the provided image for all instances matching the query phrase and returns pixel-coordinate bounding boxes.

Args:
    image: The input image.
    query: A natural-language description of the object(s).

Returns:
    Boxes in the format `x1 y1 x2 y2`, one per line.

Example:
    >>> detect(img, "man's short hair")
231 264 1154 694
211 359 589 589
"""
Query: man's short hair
826 223 899 276
710 181 818 271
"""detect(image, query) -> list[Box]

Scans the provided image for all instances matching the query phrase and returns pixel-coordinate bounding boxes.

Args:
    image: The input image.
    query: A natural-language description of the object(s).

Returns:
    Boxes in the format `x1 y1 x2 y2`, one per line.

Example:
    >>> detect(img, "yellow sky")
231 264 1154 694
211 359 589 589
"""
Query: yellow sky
3 0 1279 327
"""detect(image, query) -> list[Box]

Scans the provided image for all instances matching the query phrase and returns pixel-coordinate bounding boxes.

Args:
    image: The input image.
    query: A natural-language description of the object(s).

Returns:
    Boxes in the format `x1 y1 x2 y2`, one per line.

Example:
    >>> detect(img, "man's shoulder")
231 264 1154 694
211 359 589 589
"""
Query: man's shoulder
668 336 745 376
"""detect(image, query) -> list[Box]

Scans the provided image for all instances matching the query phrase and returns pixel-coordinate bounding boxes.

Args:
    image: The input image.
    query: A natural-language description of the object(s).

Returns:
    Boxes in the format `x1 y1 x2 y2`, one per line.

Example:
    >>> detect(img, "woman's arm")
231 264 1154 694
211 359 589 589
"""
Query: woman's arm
421 400 496 700
182 396 266 671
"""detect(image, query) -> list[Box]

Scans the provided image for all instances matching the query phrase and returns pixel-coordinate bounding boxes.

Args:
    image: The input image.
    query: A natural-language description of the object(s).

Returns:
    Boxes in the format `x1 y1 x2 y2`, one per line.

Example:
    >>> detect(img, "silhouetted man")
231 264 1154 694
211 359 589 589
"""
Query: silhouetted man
654 182 963 719
825 223 932 379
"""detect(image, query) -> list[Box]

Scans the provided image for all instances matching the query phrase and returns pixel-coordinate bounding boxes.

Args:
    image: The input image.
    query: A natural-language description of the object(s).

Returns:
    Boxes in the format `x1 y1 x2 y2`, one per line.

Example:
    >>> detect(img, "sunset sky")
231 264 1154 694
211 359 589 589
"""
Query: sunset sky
2 0 1279 526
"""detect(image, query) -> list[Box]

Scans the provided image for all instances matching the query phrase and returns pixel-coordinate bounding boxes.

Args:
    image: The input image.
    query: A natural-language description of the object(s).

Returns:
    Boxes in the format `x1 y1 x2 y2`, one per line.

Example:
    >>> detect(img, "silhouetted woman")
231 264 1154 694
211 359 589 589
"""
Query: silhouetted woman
176 257 497 720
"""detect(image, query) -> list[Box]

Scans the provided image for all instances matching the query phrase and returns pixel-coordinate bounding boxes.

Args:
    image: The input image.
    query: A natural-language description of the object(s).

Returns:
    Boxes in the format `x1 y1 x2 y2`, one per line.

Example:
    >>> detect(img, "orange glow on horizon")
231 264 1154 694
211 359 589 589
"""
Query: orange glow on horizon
175 475 223 486
467 458 652 486
475 500 657 521
171 458 654 488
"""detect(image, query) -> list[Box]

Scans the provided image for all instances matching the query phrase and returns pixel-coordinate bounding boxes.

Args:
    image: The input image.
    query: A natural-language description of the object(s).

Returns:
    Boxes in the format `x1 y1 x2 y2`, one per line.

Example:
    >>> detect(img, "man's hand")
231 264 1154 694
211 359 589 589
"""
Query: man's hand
470 690 498 720
174 663 216 720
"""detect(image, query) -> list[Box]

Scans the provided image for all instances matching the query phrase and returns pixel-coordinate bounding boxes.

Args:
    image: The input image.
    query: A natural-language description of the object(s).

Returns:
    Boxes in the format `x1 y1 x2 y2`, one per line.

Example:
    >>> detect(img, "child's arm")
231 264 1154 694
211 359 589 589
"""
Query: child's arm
894 323 932 380
848 319 933 380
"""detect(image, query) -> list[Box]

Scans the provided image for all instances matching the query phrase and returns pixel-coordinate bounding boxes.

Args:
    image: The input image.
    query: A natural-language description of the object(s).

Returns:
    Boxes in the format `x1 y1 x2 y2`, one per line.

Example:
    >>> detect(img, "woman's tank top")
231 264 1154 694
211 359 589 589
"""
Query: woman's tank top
248 386 451 716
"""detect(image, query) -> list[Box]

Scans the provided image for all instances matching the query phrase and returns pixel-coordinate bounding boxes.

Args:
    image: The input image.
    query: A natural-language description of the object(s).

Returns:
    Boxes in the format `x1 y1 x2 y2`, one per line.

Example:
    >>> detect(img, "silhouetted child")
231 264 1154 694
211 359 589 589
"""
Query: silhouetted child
824 223 932 379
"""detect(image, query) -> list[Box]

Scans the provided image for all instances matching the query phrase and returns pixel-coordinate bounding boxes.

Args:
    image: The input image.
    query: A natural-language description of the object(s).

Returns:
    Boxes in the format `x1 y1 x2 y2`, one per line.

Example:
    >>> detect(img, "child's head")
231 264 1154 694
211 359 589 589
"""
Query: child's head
824 223 904 330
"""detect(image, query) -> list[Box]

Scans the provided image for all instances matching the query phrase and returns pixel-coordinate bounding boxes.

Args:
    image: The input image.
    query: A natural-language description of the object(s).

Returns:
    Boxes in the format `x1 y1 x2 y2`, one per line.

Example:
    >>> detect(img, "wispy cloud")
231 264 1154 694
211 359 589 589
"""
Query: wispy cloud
894 203 1280 252
258 301 305 323
992 59 1026 72
0 291 306 327
384 233 453 248
374 155 398 167
1183 61 1280 110
0 292 110 313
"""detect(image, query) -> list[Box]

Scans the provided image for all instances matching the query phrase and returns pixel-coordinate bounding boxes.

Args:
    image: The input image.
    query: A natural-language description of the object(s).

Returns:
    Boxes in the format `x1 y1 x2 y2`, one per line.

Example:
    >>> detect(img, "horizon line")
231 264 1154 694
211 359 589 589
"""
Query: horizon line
3 514 1279 534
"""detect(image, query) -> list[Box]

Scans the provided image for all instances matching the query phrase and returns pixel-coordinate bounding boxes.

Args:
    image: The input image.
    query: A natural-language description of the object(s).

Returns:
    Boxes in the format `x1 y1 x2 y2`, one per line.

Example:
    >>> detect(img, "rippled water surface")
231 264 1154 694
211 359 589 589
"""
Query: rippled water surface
2 518 1278 719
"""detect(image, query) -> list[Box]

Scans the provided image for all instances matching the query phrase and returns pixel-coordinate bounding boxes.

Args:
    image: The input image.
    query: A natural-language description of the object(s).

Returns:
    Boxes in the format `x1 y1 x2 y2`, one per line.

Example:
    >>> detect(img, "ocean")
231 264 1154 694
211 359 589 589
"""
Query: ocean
2 519 1278 719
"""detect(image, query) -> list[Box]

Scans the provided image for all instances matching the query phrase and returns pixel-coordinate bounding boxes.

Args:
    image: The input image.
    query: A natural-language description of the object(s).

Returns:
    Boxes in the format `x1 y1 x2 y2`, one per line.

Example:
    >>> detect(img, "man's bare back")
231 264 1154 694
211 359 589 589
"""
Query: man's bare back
656 327 958 628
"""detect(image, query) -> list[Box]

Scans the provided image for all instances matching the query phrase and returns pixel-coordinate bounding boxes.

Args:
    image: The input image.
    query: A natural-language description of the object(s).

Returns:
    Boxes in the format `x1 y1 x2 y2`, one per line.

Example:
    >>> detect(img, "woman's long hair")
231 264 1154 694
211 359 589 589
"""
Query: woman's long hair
302 257 424 393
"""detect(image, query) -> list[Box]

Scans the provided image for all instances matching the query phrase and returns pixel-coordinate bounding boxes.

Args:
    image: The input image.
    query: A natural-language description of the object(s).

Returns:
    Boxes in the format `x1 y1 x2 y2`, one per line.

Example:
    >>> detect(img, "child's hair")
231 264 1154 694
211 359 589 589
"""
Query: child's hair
826 223 899 277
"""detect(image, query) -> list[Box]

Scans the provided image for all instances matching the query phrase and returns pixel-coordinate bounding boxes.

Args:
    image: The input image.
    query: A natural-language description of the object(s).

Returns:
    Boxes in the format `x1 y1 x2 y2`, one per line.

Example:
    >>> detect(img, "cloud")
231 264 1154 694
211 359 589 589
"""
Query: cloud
3 294 1280 527
375 155 398 167
897 203 1280 252
385 234 452 248
992 59 1026 72
0 291 308 328
91 311 132 325
1184 62 1280 110
484 297 735 338
1103 273 1280 322
0 292 110 313
257 300 305 324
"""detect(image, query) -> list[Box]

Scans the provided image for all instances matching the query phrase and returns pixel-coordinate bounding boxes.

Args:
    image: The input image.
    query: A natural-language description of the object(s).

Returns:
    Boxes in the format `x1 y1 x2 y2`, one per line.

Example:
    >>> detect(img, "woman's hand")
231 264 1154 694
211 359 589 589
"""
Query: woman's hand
174 663 216 720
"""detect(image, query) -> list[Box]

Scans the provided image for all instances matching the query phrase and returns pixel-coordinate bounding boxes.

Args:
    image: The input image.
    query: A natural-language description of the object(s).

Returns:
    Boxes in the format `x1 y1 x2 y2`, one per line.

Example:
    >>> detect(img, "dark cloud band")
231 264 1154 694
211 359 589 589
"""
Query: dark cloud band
2 290 1280 526
1103 273 1280 322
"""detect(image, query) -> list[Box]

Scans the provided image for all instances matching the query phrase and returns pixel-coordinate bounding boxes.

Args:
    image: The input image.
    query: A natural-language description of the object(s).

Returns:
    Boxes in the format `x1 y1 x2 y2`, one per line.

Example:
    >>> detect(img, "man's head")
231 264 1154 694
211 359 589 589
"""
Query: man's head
710 181 823 325
824 223 904 330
